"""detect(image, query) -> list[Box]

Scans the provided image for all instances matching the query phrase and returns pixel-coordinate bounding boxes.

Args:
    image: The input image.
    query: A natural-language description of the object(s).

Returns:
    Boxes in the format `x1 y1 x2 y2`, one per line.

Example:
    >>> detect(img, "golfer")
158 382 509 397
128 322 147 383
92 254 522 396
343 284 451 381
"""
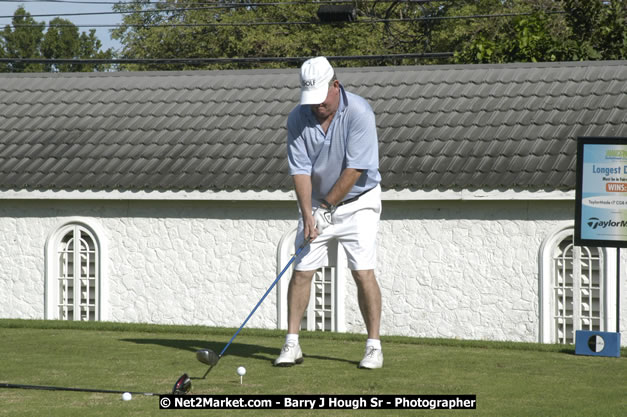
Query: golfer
275 56 383 369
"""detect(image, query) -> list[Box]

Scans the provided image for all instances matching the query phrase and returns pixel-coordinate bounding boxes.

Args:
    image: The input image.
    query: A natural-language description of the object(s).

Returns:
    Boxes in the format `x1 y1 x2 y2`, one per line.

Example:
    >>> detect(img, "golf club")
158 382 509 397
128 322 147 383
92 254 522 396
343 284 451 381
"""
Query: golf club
196 237 312 374
1 373 192 396
172 373 192 394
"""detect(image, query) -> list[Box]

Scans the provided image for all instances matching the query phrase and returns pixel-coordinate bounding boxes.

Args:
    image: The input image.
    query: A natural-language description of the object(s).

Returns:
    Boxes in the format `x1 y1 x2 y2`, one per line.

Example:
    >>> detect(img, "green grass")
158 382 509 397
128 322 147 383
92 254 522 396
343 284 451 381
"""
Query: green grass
0 319 625 417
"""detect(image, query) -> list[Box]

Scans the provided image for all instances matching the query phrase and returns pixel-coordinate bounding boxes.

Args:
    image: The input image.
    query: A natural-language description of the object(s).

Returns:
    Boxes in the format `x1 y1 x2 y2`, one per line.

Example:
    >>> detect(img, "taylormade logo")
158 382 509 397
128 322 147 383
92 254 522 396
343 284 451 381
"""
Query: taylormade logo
587 217 627 229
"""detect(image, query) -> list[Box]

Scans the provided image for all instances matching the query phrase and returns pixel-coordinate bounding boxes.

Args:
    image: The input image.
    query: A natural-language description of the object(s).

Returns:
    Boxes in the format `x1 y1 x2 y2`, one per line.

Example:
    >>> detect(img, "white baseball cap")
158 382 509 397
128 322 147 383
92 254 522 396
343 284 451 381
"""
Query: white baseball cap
299 57 334 105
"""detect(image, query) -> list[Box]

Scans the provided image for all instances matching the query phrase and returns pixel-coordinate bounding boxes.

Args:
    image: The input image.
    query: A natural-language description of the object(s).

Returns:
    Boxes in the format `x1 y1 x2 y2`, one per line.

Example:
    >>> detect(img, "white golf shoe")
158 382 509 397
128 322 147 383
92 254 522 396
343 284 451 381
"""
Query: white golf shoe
359 347 383 369
274 341 304 366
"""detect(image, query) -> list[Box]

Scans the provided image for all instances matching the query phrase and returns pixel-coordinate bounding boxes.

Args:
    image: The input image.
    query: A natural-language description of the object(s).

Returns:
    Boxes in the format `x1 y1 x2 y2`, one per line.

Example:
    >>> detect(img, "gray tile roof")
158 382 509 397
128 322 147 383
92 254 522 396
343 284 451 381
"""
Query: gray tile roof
0 61 626 193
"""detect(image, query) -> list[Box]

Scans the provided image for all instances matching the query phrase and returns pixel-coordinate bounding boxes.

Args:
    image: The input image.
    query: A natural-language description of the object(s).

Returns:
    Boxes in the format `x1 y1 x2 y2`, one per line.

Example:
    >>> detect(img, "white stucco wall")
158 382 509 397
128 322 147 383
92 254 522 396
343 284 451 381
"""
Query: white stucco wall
0 198 625 346
376 200 569 342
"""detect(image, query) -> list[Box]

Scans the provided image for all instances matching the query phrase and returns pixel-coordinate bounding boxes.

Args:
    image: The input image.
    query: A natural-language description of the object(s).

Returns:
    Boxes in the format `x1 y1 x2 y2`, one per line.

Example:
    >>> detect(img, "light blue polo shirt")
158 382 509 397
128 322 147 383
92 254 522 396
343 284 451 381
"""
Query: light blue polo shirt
287 85 381 202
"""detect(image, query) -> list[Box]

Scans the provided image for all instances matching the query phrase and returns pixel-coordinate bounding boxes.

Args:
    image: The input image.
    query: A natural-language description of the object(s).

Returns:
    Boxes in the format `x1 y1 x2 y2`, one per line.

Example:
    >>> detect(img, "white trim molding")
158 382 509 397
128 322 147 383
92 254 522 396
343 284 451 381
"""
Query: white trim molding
0 188 575 201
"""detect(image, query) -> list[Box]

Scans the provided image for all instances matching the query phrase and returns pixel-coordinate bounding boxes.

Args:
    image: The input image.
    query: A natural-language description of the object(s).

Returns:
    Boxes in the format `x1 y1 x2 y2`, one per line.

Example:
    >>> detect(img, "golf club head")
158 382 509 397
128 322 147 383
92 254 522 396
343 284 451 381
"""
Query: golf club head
196 349 220 367
172 373 191 395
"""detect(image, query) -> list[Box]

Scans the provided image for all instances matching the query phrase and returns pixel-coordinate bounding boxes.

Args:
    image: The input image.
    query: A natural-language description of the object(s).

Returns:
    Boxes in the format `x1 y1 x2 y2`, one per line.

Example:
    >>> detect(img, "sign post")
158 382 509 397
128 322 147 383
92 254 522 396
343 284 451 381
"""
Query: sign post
574 137 626 357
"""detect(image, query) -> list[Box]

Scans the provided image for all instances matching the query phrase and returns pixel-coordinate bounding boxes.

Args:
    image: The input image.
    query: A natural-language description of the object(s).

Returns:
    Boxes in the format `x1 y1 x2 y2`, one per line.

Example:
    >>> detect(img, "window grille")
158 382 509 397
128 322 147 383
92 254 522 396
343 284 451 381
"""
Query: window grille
301 266 335 331
552 236 603 344
57 226 98 321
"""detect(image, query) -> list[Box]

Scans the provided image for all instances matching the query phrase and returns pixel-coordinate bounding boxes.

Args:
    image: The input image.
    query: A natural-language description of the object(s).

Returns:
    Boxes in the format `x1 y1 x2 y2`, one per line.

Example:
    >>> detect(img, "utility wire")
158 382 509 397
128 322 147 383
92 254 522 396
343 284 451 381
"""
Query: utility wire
0 5 251 19
4 11 567 28
0 0 445 4
0 52 454 65
0 1 457 21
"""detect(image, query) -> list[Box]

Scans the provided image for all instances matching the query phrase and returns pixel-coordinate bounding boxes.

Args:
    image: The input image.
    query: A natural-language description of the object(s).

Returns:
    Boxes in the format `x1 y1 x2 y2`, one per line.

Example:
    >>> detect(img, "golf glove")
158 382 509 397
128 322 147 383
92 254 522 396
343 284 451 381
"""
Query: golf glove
313 206 333 234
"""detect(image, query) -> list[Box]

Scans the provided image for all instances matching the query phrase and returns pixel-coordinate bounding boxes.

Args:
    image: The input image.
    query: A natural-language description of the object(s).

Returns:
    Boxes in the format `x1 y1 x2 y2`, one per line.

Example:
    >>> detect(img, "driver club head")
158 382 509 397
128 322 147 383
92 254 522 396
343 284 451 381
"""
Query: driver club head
172 373 192 395
196 349 220 367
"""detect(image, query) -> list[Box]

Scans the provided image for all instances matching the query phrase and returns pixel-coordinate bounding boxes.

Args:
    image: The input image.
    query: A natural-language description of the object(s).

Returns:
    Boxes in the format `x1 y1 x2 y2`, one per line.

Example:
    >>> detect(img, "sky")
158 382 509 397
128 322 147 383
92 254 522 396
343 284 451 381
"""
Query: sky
0 0 123 52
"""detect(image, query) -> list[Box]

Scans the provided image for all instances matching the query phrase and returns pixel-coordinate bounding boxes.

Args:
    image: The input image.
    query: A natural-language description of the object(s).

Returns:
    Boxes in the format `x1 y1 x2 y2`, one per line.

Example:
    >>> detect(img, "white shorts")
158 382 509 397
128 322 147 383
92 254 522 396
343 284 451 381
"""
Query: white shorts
294 184 381 271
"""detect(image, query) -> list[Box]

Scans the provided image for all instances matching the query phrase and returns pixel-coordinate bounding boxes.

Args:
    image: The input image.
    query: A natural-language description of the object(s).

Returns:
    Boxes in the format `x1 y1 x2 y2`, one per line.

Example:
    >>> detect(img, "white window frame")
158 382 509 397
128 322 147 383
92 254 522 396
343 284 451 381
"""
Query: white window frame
303 266 336 331
276 227 346 332
539 224 617 343
45 218 108 321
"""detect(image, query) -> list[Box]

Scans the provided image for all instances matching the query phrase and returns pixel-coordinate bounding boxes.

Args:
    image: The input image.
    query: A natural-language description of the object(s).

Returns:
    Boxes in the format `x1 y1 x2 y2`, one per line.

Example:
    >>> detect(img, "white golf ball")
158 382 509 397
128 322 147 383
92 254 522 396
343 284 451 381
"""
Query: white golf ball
236 366 246 376
122 392 132 401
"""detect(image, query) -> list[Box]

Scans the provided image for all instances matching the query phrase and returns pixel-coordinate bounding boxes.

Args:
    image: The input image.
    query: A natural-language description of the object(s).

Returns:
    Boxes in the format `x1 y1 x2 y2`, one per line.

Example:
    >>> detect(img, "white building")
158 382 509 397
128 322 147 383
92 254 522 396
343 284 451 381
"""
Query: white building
0 61 625 346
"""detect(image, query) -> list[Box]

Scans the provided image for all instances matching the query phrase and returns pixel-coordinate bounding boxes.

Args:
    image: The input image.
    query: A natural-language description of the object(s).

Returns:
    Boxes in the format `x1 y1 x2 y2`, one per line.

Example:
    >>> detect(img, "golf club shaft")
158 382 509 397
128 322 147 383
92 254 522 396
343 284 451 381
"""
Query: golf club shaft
218 238 312 357
0 382 157 396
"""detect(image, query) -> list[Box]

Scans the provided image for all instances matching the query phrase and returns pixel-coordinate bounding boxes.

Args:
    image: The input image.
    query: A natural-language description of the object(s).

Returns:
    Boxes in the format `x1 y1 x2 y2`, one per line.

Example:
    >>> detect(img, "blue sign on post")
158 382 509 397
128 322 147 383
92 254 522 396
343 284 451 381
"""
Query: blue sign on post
575 137 626 358
575 138 627 248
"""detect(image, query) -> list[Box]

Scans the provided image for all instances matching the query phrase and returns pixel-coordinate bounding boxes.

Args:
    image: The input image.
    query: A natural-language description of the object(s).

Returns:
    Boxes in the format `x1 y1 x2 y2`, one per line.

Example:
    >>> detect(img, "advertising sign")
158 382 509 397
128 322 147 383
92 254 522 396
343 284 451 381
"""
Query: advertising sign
575 137 627 248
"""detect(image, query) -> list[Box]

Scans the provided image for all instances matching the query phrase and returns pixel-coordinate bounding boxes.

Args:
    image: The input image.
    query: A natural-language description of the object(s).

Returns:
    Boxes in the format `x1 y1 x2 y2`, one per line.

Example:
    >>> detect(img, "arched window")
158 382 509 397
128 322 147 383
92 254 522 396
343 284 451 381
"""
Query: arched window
45 219 107 321
539 225 618 343
276 227 346 332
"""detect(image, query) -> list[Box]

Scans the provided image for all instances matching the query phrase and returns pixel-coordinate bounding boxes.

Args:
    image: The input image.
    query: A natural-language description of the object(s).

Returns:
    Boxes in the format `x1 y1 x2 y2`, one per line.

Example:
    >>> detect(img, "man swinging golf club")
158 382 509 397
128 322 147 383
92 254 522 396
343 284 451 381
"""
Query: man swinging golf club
275 56 383 369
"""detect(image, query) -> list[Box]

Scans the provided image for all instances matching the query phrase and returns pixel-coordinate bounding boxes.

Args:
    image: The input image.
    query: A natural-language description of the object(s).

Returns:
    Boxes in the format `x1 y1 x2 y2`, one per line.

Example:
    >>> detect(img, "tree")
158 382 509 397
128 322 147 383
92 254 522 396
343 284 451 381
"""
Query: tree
0 7 114 72
113 1 360 70
111 0 625 70
111 0 456 70
566 0 626 60
454 0 626 63
42 18 114 72
363 0 452 54
1 7 46 72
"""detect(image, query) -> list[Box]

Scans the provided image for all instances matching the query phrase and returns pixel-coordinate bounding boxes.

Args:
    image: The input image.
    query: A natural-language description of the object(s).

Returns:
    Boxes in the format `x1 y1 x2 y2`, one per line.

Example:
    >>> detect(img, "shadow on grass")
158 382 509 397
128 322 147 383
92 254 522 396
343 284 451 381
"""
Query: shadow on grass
120 338 358 372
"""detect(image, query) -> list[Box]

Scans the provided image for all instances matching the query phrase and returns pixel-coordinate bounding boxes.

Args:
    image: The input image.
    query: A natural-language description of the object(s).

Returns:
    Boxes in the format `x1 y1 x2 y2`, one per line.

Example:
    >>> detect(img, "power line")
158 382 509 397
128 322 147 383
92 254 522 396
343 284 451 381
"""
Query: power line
0 52 454 65
0 5 246 20
0 1 456 21
0 0 446 6
0 0 158 3
3 11 567 29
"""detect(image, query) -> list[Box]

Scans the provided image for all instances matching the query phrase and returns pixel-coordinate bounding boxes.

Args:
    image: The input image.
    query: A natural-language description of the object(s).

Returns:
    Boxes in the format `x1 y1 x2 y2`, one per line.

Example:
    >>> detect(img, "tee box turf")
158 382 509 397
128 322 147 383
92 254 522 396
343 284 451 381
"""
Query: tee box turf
574 330 621 358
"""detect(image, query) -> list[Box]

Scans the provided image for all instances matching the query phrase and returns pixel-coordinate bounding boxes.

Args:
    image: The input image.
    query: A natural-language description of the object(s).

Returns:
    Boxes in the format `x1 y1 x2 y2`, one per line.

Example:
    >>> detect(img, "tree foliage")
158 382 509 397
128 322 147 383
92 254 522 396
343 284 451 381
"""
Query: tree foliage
114 1 345 70
111 0 625 70
111 0 460 70
0 7 46 72
455 0 626 63
0 7 114 72
1 1 625 72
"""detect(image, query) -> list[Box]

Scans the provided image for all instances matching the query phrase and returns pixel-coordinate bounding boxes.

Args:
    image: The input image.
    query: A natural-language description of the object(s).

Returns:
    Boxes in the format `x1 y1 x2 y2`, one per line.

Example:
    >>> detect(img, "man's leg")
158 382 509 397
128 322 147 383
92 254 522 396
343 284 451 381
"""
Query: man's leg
287 270 316 333
351 269 381 339
275 269 316 366
352 269 384 369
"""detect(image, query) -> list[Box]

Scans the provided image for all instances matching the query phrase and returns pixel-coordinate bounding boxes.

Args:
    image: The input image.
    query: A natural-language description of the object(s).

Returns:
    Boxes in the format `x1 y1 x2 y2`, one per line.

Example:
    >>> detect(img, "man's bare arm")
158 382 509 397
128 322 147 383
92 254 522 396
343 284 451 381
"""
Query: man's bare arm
323 168 364 206
292 174 318 240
